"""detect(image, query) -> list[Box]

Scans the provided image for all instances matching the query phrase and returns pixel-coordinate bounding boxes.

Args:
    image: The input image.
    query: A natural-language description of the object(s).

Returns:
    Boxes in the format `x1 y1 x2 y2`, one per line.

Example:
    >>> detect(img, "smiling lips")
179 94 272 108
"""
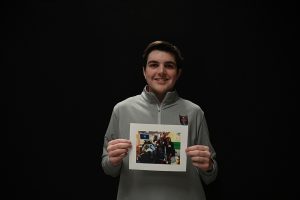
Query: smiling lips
154 77 169 83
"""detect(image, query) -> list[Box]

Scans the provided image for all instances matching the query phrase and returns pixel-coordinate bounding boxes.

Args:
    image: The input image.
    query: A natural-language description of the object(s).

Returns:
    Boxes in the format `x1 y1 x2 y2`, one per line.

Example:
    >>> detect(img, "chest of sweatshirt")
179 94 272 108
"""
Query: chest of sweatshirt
112 95 203 145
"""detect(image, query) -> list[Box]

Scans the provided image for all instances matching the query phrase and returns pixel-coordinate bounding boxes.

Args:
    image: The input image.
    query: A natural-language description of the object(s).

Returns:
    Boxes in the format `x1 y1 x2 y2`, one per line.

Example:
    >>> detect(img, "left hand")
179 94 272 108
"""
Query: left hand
185 145 213 172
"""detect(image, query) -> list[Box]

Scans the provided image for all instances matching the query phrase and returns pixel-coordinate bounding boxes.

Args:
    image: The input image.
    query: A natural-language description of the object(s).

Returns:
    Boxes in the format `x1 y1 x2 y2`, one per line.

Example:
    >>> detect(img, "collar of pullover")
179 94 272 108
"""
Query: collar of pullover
141 85 179 106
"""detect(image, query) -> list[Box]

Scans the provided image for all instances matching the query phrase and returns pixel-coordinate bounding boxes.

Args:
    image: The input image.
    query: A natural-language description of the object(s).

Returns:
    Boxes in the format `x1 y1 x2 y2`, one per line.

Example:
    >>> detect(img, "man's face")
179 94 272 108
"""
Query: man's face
143 50 181 100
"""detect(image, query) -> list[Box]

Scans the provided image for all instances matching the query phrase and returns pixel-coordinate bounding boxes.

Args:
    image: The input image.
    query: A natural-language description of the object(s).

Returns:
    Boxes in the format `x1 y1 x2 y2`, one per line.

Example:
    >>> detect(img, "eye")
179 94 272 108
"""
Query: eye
148 63 158 68
165 63 176 69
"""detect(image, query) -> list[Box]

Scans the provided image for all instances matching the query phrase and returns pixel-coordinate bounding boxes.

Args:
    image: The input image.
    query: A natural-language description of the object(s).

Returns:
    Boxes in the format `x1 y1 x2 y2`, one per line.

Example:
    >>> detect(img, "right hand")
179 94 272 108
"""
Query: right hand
107 139 132 166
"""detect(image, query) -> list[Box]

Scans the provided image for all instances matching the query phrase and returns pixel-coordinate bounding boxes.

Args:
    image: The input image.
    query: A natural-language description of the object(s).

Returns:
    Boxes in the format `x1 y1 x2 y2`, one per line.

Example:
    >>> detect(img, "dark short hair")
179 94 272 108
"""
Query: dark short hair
142 41 184 69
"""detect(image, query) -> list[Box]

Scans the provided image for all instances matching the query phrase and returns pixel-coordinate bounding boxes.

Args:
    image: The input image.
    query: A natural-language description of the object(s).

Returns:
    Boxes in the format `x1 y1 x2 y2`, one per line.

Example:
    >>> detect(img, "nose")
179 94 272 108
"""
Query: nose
157 64 166 74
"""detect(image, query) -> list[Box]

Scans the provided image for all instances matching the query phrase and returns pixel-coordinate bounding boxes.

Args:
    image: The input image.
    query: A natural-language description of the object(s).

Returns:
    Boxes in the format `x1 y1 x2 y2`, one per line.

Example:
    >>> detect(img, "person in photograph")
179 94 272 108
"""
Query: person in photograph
101 40 218 200
140 140 156 163
165 137 175 164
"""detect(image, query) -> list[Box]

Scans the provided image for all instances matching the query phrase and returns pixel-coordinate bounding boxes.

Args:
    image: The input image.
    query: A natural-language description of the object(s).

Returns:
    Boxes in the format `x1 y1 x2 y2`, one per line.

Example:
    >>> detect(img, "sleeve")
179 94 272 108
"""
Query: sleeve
101 105 122 177
195 110 218 185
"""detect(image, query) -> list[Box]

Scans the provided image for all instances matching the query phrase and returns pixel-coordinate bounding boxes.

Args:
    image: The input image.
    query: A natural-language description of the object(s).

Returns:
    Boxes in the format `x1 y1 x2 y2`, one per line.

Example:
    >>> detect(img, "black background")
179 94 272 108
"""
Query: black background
5 0 298 200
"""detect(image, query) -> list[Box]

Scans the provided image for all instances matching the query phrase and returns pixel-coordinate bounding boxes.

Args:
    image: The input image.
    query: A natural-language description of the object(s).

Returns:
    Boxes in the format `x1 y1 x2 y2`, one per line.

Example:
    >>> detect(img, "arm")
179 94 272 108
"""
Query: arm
101 107 132 177
186 112 218 184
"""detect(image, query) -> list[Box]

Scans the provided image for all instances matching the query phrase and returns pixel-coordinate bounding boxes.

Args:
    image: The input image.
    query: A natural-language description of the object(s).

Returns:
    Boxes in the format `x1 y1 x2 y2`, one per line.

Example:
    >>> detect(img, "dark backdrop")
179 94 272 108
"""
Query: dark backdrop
5 1 298 200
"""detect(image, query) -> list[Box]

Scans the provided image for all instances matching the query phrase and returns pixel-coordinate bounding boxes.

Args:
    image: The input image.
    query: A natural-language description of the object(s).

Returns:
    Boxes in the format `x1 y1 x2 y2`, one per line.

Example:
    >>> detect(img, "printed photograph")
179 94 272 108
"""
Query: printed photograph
129 123 188 172
136 131 181 165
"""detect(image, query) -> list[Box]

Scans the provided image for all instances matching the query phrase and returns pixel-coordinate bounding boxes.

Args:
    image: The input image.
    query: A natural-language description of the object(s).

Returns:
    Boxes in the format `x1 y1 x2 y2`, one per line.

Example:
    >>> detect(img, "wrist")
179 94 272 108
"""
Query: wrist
206 158 214 172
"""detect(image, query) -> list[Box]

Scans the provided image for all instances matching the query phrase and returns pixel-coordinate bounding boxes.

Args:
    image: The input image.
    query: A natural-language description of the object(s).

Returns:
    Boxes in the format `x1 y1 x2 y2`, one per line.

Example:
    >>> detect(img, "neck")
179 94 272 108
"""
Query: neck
146 85 166 103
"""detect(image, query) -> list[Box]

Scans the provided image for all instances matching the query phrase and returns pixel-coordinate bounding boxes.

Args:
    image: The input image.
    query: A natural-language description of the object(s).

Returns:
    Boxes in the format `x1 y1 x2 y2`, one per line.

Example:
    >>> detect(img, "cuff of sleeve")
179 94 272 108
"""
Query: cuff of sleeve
203 158 216 174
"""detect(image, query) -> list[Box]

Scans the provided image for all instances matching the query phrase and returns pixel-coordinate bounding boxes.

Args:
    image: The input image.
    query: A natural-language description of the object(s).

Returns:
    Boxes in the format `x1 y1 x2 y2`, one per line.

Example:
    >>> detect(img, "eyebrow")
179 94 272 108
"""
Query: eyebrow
147 60 176 65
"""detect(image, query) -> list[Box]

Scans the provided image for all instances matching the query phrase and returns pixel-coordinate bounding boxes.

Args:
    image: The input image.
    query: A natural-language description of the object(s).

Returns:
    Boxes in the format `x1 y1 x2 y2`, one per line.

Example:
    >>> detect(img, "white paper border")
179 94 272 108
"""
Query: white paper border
129 123 188 172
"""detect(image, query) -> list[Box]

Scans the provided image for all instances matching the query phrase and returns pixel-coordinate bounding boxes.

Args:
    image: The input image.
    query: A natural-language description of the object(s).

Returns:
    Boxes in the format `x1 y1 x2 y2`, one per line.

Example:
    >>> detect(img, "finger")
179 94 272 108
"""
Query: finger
190 156 210 164
108 139 131 145
107 143 132 152
186 145 209 152
191 161 211 170
108 148 129 157
186 149 211 158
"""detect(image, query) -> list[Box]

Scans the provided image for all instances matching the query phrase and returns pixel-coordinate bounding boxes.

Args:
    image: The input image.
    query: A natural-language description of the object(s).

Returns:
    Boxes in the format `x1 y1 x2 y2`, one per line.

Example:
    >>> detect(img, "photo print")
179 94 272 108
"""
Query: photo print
129 123 188 172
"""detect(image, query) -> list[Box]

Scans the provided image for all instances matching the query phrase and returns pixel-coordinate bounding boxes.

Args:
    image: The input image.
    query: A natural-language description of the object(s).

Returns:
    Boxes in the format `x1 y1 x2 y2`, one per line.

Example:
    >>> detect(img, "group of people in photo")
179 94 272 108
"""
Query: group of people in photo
137 132 178 164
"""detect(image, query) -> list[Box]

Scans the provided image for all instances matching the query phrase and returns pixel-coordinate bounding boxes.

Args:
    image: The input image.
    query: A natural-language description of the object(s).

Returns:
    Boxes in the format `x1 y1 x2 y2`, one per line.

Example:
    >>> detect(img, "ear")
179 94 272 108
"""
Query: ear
176 68 182 80
143 67 146 79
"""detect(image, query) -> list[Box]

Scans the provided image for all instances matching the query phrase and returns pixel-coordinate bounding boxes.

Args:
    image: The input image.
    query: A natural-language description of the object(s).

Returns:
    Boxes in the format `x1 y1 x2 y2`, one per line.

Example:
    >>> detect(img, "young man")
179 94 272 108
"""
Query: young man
101 40 217 200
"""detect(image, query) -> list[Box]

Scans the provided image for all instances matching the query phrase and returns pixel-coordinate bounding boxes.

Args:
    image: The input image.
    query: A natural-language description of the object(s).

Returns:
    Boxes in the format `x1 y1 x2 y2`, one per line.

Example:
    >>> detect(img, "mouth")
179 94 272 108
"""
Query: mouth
154 77 169 81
